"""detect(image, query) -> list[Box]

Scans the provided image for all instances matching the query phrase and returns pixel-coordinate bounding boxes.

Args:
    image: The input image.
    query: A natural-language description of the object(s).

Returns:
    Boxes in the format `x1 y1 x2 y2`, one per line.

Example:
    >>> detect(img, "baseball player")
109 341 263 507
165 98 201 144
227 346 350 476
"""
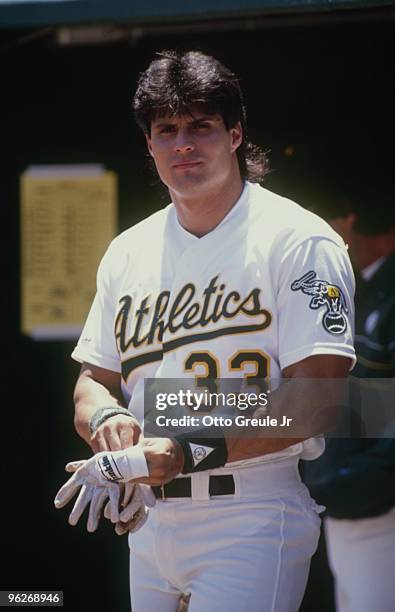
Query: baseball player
55 50 356 612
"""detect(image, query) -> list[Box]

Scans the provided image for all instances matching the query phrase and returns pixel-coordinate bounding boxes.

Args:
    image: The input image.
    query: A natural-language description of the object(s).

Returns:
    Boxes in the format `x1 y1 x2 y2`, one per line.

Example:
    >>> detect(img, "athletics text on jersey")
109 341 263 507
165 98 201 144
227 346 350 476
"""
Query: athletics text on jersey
72 182 356 464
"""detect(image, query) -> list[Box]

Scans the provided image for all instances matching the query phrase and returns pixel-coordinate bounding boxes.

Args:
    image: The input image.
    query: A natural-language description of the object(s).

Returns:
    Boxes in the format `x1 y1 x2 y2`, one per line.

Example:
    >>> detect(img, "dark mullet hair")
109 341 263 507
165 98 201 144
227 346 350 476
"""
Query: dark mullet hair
133 50 269 183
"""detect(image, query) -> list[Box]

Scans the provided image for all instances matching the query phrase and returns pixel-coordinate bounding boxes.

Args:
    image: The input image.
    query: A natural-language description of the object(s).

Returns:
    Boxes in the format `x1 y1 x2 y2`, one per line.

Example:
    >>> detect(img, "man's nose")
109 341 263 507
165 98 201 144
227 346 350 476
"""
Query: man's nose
174 129 194 153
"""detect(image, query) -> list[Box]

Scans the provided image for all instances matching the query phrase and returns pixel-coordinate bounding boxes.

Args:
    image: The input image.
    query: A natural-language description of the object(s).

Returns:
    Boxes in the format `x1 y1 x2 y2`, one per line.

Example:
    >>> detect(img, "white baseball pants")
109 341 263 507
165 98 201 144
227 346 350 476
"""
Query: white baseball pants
325 506 395 612
128 458 322 612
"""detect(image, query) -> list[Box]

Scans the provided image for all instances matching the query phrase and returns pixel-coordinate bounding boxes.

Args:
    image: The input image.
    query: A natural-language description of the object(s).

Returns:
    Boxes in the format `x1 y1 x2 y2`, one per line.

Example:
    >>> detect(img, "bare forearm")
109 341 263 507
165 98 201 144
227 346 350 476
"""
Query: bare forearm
74 356 349 485
74 366 126 446
225 359 348 463
137 358 349 483
224 384 312 463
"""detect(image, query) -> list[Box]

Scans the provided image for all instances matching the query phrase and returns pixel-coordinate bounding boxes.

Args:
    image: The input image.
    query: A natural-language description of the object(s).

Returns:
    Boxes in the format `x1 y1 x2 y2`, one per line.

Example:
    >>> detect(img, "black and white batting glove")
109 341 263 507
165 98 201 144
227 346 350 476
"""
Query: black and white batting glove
54 481 155 534
54 446 150 527
103 482 156 536
65 482 121 532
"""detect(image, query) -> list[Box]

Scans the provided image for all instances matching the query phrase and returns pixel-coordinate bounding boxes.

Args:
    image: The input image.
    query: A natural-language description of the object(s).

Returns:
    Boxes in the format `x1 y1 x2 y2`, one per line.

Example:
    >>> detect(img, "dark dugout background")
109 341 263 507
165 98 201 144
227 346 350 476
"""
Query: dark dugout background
1 9 394 612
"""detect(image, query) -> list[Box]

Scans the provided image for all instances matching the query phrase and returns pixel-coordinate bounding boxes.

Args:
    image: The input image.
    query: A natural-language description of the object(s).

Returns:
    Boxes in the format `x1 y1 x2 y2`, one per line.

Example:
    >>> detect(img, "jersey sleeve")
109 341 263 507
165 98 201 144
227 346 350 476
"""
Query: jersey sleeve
71 243 121 372
276 236 356 371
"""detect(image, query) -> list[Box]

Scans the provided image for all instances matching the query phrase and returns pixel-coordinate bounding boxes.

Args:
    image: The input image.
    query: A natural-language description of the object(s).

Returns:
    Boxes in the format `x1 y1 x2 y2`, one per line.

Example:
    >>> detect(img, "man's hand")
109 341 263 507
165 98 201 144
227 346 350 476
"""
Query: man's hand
91 414 141 453
104 483 156 536
73 363 141 450
54 436 184 526
134 438 185 486
54 477 155 534
54 445 149 515
55 480 121 531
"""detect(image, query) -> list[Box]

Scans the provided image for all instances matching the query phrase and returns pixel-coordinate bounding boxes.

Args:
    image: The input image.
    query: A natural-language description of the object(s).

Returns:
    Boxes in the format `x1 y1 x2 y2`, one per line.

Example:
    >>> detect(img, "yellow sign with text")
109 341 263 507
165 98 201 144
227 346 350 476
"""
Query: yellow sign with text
21 168 117 339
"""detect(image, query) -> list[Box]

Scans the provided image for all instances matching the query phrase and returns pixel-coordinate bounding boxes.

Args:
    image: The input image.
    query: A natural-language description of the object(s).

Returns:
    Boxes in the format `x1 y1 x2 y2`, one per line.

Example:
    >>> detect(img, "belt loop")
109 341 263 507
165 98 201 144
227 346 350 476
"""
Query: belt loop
232 471 241 499
191 472 210 501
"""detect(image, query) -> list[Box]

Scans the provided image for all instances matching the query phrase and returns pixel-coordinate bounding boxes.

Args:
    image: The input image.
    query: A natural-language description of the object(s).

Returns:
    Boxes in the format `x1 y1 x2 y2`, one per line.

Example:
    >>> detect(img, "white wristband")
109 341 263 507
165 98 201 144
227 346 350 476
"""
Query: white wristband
97 446 148 483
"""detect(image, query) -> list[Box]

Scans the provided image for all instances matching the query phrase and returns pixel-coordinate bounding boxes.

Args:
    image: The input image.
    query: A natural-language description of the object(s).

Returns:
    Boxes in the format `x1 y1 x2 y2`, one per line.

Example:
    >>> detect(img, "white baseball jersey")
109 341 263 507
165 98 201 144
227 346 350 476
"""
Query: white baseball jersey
72 181 355 464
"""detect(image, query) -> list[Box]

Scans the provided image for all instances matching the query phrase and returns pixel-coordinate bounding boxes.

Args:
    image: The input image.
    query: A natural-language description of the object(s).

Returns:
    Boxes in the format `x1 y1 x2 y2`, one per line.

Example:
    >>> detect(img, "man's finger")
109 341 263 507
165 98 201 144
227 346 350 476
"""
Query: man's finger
140 484 156 508
115 521 129 536
54 473 82 508
103 499 111 520
119 426 134 450
106 429 122 451
87 487 109 533
114 505 148 536
121 506 148 535
65 460 86 473
107 485 121 523
103 484 128 521
93 430 109 452
128 506 148 533
122 482 135 507
119 489 143 523
68 484 93 526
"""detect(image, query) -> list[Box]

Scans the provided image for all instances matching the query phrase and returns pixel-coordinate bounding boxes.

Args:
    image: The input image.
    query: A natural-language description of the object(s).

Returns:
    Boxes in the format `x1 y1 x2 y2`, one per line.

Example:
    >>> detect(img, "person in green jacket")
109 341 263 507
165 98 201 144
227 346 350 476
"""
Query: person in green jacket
303 199 395 612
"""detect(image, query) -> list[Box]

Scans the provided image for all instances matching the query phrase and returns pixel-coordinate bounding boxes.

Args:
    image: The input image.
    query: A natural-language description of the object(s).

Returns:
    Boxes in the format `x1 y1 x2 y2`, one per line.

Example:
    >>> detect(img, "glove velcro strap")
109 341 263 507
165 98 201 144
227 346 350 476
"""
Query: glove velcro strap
89 406 137 435
97 446 149 483
175 427 228 474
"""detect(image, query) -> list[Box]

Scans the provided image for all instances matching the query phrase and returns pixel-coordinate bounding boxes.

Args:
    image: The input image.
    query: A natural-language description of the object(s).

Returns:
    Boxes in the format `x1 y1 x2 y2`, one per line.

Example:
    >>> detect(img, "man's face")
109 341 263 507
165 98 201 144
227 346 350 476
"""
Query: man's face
146 110 243 200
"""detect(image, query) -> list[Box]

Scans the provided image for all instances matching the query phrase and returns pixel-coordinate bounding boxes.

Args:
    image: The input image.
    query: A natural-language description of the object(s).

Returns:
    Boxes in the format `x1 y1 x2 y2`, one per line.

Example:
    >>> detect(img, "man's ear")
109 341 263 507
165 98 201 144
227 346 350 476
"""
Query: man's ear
230 122 243 153
145 133 154 157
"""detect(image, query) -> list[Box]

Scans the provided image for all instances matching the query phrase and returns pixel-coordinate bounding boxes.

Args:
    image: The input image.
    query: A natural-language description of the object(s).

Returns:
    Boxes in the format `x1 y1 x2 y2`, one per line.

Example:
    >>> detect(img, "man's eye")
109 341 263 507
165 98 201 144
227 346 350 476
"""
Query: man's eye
194 123 210 130
160 126 176 134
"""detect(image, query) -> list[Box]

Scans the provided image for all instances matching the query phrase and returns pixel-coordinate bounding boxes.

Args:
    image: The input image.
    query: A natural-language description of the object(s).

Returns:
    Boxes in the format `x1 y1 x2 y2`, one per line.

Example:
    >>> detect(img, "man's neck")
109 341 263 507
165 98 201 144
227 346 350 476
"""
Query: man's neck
170 174 244 238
